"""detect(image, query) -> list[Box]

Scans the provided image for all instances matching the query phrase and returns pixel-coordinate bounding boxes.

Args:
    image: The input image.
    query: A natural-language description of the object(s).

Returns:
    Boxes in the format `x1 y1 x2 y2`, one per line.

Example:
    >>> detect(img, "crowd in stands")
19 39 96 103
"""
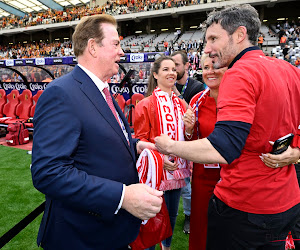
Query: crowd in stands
0 0 223 30
0 41 73 59
271 20 300 66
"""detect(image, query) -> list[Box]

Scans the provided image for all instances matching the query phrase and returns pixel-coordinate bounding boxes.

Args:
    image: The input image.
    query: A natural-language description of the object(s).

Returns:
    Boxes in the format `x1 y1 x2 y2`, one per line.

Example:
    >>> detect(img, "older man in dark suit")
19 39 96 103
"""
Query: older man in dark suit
31 14 163 250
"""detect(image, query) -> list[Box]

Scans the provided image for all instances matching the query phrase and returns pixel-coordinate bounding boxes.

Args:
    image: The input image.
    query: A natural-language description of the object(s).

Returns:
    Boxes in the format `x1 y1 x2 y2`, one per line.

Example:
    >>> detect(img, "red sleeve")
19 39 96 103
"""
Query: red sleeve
291 124 300 148
134 98 151 143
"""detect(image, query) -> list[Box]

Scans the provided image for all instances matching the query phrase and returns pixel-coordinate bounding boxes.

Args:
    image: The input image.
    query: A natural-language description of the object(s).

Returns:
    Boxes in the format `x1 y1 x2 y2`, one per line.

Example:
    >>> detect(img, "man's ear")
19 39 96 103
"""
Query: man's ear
235 26 248 44
184 62 189 71
87 38 97 58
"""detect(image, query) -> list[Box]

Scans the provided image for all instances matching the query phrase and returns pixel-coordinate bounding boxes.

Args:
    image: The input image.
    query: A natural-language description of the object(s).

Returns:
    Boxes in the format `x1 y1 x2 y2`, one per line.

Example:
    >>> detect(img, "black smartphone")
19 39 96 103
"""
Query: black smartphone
271 133 294 155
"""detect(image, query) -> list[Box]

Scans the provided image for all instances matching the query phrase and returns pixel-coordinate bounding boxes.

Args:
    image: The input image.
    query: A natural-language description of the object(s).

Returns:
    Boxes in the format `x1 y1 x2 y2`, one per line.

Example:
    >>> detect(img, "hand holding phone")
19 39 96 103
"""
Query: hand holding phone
271 133 294 155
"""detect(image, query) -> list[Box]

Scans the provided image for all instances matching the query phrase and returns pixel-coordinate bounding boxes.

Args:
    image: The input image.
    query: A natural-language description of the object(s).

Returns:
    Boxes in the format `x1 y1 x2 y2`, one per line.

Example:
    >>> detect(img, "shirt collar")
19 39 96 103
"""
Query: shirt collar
228 46 260 69
77 64 109 92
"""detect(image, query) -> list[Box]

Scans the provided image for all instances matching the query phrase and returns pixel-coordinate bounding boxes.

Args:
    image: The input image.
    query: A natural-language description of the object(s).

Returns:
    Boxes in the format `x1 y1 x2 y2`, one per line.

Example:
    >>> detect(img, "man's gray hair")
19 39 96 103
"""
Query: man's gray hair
205 4 261 45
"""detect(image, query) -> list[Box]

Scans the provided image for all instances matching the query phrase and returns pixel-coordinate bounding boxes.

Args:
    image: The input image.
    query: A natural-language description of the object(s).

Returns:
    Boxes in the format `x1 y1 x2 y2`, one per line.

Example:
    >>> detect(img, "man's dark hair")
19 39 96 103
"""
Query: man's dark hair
171 50 189 65
205 4 261 45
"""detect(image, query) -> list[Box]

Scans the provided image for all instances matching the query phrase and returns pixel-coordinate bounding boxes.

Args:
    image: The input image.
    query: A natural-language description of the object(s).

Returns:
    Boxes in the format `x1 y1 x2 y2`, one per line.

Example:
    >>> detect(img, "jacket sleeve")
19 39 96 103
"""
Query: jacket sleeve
134 99 152 143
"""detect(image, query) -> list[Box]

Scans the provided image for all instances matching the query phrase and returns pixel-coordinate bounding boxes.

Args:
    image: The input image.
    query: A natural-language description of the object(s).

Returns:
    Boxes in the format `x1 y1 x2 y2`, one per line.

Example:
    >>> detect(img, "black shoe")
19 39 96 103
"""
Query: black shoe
183 215 190 234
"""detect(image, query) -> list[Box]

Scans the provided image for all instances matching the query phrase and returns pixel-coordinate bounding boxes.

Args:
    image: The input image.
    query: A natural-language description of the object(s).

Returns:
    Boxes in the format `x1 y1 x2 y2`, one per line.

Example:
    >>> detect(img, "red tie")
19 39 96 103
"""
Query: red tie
103 87 121 126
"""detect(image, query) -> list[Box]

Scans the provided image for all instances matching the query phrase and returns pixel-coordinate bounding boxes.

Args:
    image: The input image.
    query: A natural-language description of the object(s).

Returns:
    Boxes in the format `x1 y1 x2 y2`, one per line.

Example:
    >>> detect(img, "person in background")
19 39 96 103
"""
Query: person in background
134 56 190 250
258 33 264 49
31 14 163 250
183 53 227 250
171 50 205 234
155 4 300 249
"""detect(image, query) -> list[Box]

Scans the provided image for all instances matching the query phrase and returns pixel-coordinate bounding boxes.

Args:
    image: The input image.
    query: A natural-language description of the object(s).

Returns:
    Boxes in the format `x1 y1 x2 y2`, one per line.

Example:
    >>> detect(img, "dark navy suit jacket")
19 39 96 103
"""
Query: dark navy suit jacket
31 65 141 249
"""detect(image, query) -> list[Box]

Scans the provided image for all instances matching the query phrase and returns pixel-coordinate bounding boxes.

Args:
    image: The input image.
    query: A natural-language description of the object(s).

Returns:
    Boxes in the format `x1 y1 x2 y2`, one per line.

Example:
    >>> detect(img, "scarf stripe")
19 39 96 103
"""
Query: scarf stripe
153 87 191 191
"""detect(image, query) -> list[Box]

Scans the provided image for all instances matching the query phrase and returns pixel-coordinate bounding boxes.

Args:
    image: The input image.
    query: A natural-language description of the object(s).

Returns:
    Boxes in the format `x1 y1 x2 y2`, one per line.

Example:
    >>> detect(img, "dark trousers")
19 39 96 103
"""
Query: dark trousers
206 194 300 250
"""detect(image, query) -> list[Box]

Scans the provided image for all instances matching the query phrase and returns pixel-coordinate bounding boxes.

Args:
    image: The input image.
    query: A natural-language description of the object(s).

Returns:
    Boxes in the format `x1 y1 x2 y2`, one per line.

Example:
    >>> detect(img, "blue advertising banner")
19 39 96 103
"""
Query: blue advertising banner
0 53 162 67
1 82 28 95
0 82 48 95
0 82 146 99
108 83 147 100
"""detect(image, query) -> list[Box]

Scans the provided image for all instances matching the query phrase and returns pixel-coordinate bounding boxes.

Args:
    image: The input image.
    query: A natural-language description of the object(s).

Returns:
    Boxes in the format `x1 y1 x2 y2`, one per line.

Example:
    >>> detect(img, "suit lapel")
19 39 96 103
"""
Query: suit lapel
71 66 135 159
114 98 136 157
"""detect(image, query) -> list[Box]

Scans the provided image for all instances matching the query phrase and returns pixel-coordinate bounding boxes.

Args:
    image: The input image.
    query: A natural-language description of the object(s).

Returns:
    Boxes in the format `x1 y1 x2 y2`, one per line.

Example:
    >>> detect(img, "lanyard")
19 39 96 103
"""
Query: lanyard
116 112 129 144
179 77 189 96
195 88 210 139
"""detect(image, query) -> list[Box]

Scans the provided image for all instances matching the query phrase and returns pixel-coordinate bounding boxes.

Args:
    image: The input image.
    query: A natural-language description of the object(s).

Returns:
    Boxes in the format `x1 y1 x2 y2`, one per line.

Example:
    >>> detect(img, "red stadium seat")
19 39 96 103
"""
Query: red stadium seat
114 94 126 113
0 90 20 123
25 90 43 128
125 93 145 128
131 93 144 106
30 90 43 118
0 89 7 117
5 89 33 124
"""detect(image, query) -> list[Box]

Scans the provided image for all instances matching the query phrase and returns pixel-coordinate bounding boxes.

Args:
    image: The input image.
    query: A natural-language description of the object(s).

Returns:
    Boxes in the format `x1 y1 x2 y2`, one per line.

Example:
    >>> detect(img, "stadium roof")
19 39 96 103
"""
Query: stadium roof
0 0 90 17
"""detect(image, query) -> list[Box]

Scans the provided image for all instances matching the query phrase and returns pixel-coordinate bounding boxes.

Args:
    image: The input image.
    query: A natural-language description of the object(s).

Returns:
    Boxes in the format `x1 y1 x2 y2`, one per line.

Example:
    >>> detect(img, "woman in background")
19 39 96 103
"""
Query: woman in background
134 56 190 250
183 53 227 250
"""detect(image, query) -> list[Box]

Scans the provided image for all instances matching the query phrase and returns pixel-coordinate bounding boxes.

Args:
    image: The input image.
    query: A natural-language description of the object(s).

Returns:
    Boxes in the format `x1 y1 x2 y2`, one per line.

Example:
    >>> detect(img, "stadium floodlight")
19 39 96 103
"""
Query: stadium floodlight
135 31 142 34
190 26 198 29
151 30 155 32
161 28 168 31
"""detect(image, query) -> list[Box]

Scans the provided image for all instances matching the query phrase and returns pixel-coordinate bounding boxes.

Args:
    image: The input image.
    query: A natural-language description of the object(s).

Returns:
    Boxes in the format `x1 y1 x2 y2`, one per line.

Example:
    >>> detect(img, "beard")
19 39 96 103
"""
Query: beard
210 54 226 69
176 70 185 80
210 36 235 69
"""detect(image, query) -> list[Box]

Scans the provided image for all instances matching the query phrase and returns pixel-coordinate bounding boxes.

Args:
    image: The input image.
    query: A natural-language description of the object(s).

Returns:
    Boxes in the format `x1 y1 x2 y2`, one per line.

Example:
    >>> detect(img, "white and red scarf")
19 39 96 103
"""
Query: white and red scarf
136 149 164 190
149 87 191 191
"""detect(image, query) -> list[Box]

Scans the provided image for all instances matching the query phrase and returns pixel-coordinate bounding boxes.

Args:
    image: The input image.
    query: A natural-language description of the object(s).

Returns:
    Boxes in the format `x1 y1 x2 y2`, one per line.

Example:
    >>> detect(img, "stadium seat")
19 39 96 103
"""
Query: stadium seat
0 89 7 117
5 89 33 124
25 90 44 128
131 93 144 106
125 93 144 128
114 94 126 113
30 90 43 118
0 90 20 123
